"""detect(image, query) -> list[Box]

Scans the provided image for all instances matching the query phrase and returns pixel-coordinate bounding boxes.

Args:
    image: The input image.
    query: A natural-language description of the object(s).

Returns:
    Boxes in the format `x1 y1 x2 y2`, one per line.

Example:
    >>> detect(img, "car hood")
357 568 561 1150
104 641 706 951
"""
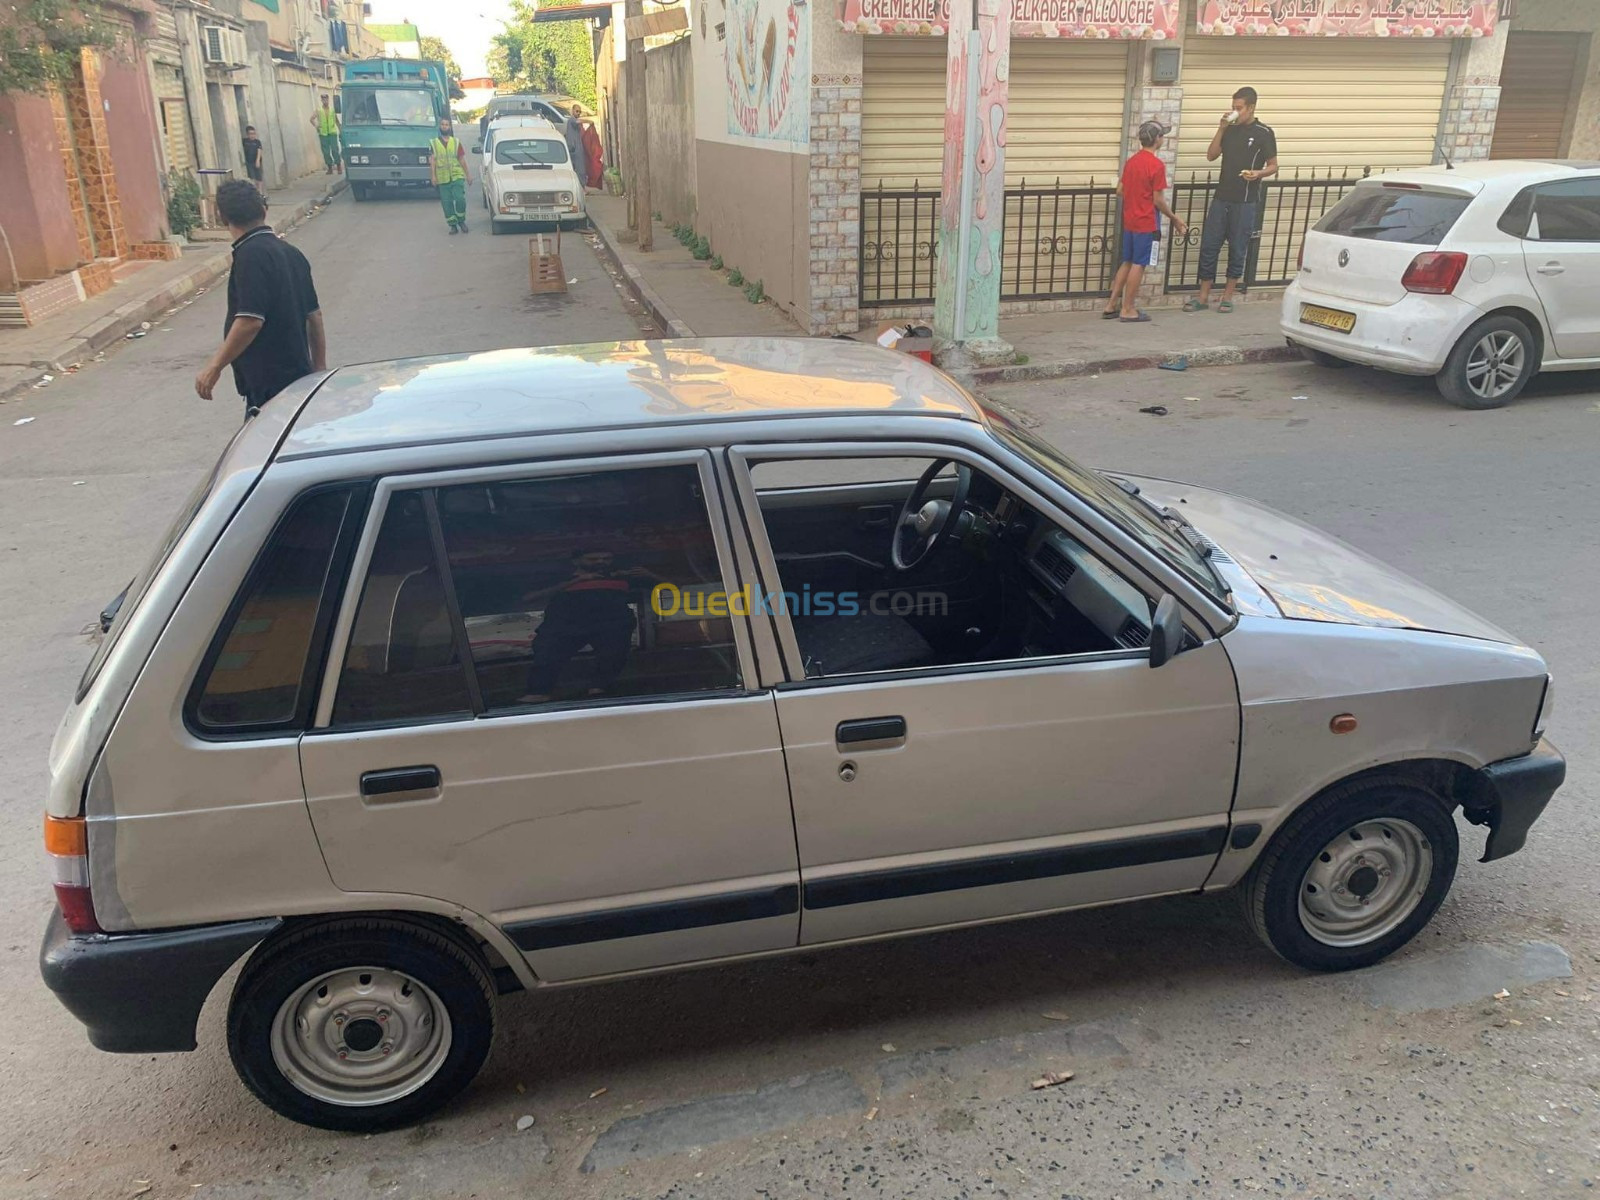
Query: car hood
1117 474 1519 645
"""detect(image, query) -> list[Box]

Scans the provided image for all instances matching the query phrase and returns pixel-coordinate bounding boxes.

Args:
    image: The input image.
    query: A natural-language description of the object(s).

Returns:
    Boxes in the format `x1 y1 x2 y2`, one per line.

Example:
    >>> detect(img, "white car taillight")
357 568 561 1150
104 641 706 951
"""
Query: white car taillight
1401 251 1468 295
45 815 100 934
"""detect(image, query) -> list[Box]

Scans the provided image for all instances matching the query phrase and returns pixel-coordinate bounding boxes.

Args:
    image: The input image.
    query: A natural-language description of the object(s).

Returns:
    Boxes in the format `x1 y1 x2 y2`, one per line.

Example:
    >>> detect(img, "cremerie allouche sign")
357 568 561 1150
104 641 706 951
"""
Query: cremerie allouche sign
837 0 1181 37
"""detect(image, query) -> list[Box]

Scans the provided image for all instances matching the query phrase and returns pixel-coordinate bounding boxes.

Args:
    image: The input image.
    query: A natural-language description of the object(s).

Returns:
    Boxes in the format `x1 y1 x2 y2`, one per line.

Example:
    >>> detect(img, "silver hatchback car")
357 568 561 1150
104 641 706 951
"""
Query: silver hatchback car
42 339 1563 1130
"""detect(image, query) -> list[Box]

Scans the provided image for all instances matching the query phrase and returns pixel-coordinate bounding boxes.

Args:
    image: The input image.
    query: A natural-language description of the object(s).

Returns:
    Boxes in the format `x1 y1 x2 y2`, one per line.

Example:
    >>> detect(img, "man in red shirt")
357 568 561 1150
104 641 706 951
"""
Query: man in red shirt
1103 122 1187 322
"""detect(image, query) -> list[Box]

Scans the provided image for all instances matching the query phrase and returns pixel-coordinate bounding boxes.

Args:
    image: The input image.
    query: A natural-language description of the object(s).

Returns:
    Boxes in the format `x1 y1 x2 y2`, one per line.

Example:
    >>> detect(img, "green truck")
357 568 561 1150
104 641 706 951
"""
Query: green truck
339 59 456 200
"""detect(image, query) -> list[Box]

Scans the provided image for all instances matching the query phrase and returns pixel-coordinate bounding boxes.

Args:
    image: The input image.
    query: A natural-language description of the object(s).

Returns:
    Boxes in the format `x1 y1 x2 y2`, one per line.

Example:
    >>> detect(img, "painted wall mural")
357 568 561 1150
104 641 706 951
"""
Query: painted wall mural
1195 0 1499 37
839 0 1179 38
726 0 810 144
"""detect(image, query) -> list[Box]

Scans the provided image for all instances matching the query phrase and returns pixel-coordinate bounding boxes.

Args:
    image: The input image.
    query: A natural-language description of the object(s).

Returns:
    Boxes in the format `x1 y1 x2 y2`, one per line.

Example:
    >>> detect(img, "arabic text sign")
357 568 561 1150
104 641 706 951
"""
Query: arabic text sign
1194 0 1499 37
839 0 1180 37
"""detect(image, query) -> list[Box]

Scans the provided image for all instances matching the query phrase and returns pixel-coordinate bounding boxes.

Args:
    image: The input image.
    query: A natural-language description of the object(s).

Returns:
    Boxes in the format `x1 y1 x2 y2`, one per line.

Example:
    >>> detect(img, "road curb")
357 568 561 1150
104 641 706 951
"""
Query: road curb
2 178 347 402
586 213 696 338
967 341 1298 388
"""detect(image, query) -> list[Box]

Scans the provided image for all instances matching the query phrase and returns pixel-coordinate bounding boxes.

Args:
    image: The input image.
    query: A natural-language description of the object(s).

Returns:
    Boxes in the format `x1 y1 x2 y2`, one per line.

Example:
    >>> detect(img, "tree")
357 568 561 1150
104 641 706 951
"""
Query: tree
417 34 461 82
0 0 118 96
488 0 596 108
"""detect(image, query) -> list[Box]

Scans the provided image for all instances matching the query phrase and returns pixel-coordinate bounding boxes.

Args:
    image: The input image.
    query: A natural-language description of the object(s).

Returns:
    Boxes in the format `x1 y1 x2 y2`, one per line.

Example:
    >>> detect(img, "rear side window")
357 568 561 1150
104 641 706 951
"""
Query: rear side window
1314 187 1471 245
191 487 362 734
1531 178 1600 241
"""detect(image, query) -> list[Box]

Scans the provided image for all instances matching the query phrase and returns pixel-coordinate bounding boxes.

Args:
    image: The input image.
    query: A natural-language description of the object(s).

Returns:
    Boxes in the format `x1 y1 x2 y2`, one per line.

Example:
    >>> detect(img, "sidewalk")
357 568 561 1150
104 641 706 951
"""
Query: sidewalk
586 192 801 339
0 173 347 402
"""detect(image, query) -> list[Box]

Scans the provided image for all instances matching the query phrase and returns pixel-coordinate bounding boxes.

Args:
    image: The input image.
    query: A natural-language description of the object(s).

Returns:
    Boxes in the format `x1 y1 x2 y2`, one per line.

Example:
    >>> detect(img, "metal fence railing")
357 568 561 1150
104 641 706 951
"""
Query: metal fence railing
859 165 1380 308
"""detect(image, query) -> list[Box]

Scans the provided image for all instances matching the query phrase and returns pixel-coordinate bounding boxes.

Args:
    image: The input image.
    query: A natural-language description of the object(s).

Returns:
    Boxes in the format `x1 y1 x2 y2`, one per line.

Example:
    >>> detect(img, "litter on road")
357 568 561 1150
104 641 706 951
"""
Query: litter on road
1159 356 1189 372
1030 1070 1075 1090
1138 405 1169 416
14 417 36 425
1040 1011 1071 1022
515 1114 535 1131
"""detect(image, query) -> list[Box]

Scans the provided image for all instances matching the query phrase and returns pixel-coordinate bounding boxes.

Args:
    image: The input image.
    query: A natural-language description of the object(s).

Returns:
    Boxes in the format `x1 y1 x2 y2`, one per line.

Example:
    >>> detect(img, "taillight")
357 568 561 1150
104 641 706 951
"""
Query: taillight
45 815 100 934
1401 251 1468 295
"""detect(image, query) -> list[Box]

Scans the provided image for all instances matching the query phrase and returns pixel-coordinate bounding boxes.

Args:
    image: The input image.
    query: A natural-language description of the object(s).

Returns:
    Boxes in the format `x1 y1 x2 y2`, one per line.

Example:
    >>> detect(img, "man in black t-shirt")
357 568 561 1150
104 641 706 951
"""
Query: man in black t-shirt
1187 86 1278 314
194 181 326 418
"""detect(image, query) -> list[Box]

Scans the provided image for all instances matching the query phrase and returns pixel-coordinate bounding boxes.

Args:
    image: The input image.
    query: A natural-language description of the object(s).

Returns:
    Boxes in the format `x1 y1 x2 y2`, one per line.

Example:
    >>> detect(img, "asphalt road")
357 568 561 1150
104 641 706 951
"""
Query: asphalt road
1 198 1597 1200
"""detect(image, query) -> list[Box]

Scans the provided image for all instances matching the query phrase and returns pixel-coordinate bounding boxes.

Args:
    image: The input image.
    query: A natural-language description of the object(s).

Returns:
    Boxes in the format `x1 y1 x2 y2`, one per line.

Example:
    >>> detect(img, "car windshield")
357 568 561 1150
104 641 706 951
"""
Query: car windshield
344 88 435 127
495 137 567 166
983 406 1229 606
1314 186 1472 245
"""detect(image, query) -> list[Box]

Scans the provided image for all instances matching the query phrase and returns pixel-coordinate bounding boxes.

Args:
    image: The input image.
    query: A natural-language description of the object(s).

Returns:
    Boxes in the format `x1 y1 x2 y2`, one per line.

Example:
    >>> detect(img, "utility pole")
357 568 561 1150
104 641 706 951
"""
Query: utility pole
623 0 652 250
931 0 1011 367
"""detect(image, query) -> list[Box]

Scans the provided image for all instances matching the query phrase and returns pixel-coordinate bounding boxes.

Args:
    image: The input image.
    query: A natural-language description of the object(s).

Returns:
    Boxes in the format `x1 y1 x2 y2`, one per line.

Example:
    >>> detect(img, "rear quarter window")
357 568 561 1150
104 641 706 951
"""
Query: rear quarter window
1314 187 1472 245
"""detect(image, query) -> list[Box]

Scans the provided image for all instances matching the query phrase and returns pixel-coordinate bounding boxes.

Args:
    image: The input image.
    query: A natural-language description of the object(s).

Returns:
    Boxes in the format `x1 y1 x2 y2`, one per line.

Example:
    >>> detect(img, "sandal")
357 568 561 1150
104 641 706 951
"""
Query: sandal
1119 311 1152 323
1182 298 1207 313
1217 300 1236 314
1100 308 1121 320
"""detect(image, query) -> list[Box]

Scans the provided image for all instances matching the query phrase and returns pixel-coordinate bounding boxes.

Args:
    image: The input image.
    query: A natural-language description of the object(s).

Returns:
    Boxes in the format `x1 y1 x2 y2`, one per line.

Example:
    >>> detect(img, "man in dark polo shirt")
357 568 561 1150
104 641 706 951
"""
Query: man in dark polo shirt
1187 86 1278 314
194 180 326 418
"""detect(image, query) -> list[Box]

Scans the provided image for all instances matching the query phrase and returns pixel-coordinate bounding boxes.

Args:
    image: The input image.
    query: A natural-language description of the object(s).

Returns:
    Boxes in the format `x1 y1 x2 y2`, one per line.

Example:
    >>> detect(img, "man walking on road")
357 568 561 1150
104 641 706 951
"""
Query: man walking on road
194 181 326 419
312 95 342 176
1102 121 1187 322
1188 86 1277 314
430 116 470 235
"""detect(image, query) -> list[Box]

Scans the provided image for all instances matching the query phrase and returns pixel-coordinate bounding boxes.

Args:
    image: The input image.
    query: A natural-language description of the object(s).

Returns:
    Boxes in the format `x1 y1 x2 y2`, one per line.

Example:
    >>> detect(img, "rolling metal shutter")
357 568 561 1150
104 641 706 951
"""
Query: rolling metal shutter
861 38 1130 190
1491 32 1584 160
1178 37 1452 173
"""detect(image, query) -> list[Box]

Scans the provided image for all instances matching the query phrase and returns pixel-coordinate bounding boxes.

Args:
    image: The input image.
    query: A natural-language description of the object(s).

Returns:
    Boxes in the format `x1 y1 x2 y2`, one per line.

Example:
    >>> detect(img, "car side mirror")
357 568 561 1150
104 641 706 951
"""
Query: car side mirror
472 143 482 153
1148 594 1184 669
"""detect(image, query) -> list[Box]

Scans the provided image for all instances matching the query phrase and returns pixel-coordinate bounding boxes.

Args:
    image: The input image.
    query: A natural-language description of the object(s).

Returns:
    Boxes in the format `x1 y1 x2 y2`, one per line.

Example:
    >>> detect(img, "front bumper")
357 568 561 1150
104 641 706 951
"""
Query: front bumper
347 164 432 185
39 909 280 1053
1473 737 1565 862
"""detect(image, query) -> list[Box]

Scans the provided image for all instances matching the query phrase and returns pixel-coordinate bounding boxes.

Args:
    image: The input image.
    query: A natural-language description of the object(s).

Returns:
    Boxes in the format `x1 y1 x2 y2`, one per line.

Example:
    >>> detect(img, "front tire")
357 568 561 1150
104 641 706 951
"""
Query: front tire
351 183 368 202
1245 776 1458 972
1436 314 1536 409
227 917 495 1131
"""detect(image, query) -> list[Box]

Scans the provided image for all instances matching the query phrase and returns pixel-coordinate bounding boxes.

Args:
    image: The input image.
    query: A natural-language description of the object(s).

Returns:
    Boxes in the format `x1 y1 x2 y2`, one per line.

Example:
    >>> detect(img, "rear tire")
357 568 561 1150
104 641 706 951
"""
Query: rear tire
1436 314 1536 409
227 917 495 1132
1297 344 1352 369
1245 776 1458 972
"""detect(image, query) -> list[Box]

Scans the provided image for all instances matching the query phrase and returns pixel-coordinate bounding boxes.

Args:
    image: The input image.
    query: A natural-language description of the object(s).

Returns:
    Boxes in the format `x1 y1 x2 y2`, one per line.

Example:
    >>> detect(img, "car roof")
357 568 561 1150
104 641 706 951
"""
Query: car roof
1361 160 1593 189
279 339 981 459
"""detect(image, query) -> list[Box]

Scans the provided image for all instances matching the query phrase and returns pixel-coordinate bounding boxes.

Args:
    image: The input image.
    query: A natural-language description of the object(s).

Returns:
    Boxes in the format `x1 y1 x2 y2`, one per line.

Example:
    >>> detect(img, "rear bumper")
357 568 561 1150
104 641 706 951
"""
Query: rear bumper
1280 281 1477 376
1474 738 1565 862
39 909 280 1053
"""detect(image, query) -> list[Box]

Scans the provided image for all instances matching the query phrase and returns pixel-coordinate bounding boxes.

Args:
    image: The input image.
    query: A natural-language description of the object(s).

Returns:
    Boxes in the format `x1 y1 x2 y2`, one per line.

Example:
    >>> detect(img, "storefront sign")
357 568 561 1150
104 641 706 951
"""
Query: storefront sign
839 0 1180 38
1194 1 1499 37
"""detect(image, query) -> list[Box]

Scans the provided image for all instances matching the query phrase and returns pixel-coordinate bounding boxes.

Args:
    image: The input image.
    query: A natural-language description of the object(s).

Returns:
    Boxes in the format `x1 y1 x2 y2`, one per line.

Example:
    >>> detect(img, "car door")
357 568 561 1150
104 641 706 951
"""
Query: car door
1523 177 1600 360
298 453 799 982
730 442 1240 946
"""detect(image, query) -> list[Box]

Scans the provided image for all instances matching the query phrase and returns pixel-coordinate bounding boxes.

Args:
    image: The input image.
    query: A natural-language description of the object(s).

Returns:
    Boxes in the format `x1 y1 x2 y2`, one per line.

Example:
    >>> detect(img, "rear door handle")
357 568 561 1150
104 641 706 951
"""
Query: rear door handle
360 766 442 800
1536 262 1565 276
836 716 907 747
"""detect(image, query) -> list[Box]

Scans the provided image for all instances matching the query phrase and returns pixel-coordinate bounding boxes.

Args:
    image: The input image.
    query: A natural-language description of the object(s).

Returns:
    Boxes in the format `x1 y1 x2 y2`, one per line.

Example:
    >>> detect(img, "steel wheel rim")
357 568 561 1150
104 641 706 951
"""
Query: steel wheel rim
1298 819 1433 947
270 966 453 1107
1464 330 1525 400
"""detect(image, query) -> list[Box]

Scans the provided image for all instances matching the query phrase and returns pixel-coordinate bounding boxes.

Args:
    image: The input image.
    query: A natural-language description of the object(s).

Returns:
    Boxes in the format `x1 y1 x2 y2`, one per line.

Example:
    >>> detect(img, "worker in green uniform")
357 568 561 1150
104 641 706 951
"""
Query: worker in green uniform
311 95 341 175
429 116 470 235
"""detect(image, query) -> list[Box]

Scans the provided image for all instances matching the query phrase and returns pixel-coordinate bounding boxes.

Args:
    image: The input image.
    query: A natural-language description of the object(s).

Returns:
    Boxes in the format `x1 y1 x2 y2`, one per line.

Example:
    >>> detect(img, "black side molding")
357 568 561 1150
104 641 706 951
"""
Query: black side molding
1229 823 1262 850
804 825 1229 911
40 910 281 1053
508 884 799 951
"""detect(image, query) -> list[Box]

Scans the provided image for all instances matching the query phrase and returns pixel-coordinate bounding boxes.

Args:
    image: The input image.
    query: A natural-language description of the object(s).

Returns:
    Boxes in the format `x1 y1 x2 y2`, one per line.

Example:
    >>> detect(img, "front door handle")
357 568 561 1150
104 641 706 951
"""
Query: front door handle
836 716 907 747
1536 262 1565 276
360 765 442 800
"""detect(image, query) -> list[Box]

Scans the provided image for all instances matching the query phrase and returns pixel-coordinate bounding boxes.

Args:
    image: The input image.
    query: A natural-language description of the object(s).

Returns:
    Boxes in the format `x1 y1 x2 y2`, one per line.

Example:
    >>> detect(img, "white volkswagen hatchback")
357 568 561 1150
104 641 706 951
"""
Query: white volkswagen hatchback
477 117 585 232
1282 161 1600 409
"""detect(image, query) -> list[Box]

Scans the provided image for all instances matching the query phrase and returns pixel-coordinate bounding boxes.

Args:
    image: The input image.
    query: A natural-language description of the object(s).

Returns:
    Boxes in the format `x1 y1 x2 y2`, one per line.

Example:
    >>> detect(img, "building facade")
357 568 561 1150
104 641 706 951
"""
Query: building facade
626 0 1599 335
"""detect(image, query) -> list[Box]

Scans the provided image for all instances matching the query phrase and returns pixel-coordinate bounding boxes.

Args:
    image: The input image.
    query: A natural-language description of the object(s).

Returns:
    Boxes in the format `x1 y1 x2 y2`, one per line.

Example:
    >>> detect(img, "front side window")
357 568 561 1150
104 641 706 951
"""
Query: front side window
192 488 358 732
494 137 568 166
1531 178 1600 241
332 464 740 727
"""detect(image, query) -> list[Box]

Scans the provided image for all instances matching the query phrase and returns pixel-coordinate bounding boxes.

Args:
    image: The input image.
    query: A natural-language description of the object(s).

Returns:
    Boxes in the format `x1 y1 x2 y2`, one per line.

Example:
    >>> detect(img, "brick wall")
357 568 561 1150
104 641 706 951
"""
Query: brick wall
807 80 862 336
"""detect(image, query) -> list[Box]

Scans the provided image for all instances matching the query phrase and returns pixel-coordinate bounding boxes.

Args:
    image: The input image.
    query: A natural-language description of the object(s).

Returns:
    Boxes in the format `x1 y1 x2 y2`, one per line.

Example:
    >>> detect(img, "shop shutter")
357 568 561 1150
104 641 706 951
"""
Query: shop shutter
1491 32 1584 160
1178 37 1451 173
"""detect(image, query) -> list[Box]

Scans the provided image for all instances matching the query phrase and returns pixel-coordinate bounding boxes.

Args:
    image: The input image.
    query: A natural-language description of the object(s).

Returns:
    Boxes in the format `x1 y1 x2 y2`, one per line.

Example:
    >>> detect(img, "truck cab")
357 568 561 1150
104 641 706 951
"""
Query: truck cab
339 59 454 199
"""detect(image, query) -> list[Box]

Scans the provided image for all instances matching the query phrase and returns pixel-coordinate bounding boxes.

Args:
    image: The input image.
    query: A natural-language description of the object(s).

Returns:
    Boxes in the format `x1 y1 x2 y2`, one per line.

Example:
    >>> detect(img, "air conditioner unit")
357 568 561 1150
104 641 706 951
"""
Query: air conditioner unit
203 24 227 64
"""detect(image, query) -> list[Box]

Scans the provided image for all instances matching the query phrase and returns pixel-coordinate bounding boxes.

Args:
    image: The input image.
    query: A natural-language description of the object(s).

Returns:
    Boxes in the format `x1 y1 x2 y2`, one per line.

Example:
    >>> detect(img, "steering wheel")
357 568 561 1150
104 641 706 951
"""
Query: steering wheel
892 459 973 572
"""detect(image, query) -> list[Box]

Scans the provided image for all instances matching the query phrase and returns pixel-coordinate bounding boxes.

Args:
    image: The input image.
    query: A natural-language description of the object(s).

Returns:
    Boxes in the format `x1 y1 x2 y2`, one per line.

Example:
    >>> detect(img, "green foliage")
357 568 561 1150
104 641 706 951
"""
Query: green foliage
165 171 202 239
743 278 765 304
652 211 663 222
709 255 723 271
727 268 744 287
418 36 462 83
691 236 711 260
0 0 118 97
488 0 597 109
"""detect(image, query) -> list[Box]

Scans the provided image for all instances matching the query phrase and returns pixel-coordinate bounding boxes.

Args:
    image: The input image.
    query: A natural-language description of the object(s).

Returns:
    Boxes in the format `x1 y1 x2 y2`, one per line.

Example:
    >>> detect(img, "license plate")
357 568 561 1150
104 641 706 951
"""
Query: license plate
384 180 399 187
1300 303 1356 334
